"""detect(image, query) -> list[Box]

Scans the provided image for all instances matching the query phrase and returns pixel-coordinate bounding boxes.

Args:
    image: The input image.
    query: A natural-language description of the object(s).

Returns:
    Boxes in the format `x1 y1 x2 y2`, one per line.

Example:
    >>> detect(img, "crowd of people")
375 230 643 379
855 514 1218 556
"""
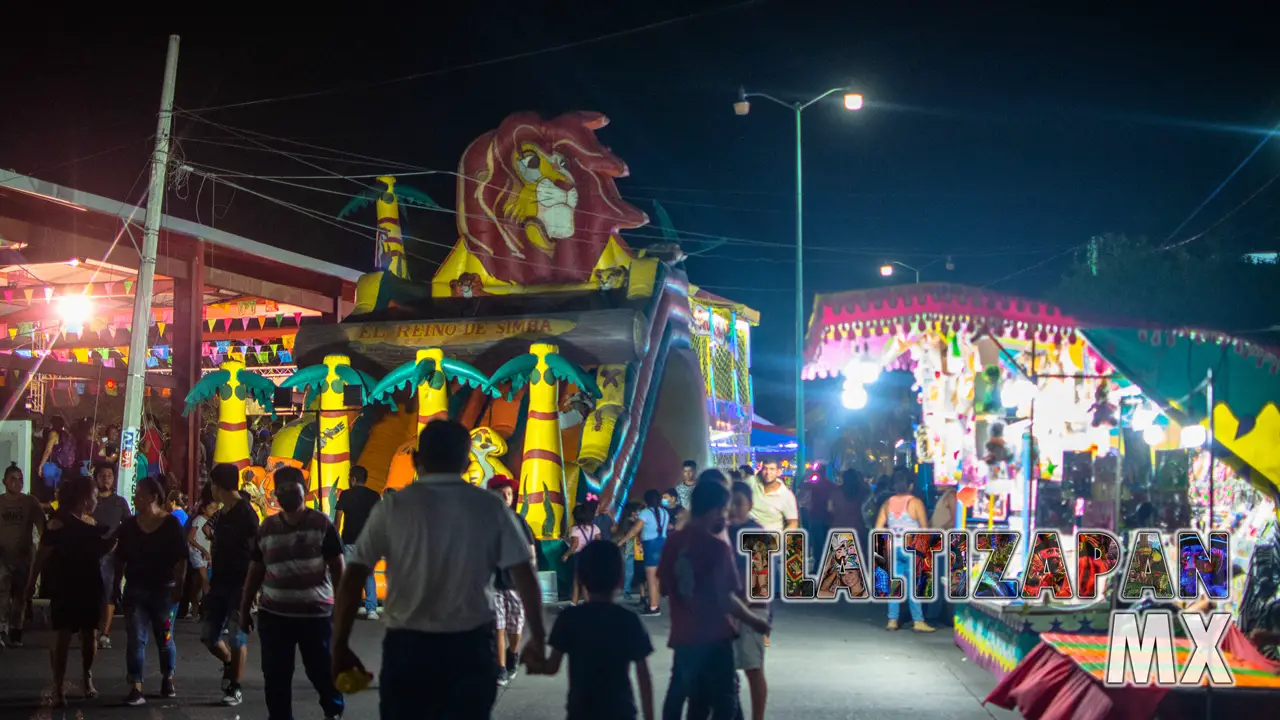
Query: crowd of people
0 409 972 719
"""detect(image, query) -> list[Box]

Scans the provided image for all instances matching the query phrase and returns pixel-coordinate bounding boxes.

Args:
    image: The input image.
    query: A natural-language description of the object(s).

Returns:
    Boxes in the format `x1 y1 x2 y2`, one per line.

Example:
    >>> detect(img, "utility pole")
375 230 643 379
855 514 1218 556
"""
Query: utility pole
118 35 180 502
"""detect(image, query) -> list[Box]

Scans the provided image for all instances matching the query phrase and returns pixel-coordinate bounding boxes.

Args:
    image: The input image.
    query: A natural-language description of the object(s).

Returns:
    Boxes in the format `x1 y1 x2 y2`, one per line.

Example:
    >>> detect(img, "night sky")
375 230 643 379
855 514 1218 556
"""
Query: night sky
4 2 1279 423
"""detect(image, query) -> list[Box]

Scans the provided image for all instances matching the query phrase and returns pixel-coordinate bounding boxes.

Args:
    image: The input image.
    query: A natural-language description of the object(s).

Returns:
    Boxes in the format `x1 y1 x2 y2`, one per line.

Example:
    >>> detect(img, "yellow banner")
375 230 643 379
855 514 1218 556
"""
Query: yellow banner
349 318 577 347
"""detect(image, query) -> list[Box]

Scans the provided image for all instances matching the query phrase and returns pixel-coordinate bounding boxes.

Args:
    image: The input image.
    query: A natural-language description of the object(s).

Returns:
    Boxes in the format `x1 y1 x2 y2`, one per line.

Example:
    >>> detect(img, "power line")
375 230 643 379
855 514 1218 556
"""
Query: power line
1160 117 1280 247
183 1 761 113
979 245 1083 289
1158 168 1280 251
0 136 153 186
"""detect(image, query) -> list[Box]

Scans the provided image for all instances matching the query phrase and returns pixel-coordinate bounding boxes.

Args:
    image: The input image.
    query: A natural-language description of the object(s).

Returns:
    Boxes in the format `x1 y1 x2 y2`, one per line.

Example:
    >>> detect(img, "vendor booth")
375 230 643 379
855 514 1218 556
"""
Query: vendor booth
803 284 1280 682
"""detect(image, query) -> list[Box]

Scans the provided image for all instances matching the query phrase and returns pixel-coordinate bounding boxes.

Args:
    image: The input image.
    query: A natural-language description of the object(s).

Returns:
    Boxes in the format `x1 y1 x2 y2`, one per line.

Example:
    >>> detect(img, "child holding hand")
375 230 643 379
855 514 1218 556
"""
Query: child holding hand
537 540 654 720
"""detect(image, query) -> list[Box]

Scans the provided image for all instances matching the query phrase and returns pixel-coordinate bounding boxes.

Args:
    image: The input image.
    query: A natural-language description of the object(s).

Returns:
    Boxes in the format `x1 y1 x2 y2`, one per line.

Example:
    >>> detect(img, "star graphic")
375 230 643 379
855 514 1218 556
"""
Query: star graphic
1078 618 1094 632
1049 618 1063 632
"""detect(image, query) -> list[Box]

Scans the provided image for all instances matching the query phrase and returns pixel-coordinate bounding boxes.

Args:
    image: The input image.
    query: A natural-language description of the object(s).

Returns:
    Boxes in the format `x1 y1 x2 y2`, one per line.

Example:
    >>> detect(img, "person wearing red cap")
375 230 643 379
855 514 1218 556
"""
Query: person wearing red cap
488 476 536 685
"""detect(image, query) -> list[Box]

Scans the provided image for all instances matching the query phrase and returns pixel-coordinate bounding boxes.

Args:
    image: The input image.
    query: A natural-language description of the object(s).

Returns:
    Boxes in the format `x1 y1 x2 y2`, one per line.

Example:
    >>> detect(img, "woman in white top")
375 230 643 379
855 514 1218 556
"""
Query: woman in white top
614 489 669 615
184 502 217 617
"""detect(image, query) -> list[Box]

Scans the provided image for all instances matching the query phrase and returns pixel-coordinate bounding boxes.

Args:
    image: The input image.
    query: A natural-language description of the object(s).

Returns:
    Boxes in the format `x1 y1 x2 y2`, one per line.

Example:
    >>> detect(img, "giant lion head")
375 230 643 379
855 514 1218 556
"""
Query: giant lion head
456 111 648 286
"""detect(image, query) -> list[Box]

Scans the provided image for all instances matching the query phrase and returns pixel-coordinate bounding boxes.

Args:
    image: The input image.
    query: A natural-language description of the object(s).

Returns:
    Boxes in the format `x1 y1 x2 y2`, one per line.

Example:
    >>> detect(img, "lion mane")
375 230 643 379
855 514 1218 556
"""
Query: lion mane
456 111 648 286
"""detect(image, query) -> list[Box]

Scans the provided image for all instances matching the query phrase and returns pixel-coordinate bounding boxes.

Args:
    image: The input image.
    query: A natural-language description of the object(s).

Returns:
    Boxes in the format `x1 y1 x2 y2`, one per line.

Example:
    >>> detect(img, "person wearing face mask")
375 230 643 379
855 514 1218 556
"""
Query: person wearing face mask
240 467 346 720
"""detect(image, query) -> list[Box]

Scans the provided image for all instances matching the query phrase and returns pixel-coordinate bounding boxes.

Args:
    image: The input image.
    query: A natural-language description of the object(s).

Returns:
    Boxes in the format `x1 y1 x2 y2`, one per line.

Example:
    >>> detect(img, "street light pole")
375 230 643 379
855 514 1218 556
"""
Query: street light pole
737 86 862 479
880 260 921 283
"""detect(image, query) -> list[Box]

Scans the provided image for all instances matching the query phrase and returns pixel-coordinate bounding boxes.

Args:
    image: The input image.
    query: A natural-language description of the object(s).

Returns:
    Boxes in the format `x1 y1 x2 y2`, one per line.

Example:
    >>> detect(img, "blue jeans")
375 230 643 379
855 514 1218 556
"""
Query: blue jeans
887 548 923 623
201 584 247 652
662 641 738 720
380 624 498 720
258 611 343 720
123 585 177 684
344 545 378 613
622 542 636 595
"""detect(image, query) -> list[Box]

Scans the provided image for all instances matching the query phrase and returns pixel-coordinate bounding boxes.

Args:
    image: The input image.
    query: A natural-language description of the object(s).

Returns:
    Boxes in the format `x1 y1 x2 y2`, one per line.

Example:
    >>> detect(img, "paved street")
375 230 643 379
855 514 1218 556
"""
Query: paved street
0 602 1019 719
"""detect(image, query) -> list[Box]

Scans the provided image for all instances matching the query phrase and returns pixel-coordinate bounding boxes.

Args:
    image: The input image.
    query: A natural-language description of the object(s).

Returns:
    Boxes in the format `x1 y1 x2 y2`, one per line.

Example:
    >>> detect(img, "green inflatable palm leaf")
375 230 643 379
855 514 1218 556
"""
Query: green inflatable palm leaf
653 201 679 242
544 354 602 398
184 370 231 416
441 358 498 397
489 354 538 400
333 365 393 407
338 189 378 219
397 185 440 210
281 365 328 396
369 358 437 403
237 370 280 419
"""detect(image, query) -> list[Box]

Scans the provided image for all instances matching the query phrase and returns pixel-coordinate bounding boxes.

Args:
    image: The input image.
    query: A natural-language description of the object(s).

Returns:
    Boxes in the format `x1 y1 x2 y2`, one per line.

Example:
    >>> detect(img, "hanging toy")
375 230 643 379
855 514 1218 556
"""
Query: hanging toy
1089 382 1118 427
985 423 1013 466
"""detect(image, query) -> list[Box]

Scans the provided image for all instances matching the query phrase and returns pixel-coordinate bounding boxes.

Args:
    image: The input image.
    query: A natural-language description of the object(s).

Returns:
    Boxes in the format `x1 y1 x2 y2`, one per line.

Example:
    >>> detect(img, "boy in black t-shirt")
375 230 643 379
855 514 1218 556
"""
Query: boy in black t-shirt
540 540 654 720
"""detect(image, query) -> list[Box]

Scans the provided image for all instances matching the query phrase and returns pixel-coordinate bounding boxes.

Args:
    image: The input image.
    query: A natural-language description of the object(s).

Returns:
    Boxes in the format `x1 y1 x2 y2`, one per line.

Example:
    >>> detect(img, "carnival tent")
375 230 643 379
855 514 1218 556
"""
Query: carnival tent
751 414 796 453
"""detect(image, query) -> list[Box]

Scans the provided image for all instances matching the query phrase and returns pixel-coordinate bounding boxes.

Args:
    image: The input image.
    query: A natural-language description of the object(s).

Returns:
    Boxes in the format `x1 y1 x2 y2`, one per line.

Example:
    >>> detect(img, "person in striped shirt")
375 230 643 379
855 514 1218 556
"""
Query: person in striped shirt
239 467 345 720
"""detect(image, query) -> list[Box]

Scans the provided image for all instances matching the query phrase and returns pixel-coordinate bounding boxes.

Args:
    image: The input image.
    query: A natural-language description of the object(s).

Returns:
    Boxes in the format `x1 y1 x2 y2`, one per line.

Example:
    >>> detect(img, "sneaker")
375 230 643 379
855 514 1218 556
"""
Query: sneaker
221 684 243 706
496 669 510 687
356 607 368 619
367 611 380 621
160 677 176 698
123 688 146 706
913 621 937 633
639 605 661 616
98 635 112 650
506 665 519 681
886 620 900 631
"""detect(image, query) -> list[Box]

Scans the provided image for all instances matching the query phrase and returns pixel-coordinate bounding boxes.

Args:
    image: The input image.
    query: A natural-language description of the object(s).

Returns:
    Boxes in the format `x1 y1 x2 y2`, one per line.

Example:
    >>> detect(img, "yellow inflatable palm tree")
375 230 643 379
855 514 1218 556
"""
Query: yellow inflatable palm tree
281 355 385 514
489 343 600 539
338 176 439 280
369 348 497 436
183 360 278 469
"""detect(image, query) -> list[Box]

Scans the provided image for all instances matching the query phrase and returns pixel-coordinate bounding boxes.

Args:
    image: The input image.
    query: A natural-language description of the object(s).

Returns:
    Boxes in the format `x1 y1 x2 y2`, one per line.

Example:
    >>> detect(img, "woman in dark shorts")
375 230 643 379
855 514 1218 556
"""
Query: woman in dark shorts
26 475 115 707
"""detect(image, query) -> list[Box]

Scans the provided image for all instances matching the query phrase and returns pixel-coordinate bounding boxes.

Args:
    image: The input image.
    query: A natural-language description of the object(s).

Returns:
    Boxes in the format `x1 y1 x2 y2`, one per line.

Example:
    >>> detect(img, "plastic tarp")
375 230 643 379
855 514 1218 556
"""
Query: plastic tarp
1083 328 1280 492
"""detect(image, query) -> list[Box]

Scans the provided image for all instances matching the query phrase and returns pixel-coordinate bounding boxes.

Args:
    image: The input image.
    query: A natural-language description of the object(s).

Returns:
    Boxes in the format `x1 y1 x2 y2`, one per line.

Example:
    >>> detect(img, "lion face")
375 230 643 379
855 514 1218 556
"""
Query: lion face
457 112 648 286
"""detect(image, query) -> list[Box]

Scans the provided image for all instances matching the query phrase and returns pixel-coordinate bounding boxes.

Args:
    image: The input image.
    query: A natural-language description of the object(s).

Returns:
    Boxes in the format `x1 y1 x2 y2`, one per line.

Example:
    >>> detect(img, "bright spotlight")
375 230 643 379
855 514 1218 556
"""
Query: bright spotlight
844 93 864 111
880 264 894 277
844 359 881 385
1131 407 1159 432
842 384 868 410
55 295 93 326
1142 424 1165 446
1180 425 1208 449
1000 379 1036 409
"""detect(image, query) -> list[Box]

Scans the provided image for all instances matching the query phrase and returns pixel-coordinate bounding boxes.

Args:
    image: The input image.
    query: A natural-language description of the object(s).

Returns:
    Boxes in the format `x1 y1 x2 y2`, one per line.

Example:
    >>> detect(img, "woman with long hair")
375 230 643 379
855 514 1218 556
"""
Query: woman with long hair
37 416 75 503
26 475 114 707
614 489 669 615
114 476 189 705
873 468 935 632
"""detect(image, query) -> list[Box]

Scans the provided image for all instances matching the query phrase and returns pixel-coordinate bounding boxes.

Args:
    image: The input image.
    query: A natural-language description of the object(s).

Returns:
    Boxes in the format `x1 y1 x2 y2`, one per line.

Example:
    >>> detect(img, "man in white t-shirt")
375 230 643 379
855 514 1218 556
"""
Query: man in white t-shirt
748 460 799 532
332 421 546 719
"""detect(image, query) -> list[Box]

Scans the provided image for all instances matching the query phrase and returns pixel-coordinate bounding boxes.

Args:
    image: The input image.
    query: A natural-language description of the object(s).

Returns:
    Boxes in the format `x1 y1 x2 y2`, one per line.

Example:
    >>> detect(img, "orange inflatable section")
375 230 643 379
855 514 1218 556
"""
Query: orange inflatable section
358 410 417 493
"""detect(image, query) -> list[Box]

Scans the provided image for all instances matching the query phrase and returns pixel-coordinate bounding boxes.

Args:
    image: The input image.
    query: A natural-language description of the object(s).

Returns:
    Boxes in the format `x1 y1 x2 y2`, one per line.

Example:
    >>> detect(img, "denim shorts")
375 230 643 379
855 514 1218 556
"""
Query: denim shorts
201 584 247 651
642 538 666 569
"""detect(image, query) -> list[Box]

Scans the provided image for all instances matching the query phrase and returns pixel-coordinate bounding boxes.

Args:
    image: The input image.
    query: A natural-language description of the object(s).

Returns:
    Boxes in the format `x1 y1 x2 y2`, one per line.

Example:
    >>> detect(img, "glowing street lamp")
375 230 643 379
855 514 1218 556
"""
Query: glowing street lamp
880 261 920 283
735 84 864 475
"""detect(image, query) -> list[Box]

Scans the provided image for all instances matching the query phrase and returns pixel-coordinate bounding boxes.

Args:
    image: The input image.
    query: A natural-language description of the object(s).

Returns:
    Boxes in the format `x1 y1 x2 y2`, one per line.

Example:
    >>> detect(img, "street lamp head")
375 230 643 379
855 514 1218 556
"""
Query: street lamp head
734 87 750 116
879 264 894 277
843 93 864 111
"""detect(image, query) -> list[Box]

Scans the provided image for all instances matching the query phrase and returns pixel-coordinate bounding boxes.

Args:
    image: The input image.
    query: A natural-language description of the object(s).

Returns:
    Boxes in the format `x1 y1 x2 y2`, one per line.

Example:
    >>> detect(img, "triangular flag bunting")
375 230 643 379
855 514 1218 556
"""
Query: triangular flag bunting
98 348 111 361
241 317 250 330
158 322 167 336
2 289 10 304
23 288 33 303
274 314 283 326
7 328 15 340
44 287 53 303
207 318 217 332
270 343 280 354
293 312 303 325
124 279 134 294
73 349 90 364
257 316 266 328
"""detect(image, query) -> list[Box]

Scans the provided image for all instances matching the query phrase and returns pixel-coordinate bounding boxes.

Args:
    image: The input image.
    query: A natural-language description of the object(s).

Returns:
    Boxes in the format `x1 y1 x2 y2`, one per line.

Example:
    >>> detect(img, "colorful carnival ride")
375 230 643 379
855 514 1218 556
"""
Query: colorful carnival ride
803 283 1280 678
186 111 757 578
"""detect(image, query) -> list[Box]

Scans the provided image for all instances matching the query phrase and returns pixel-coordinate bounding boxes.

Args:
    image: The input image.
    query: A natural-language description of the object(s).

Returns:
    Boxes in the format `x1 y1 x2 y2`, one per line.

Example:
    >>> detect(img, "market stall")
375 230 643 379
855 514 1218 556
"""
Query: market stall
803 284 1279 676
